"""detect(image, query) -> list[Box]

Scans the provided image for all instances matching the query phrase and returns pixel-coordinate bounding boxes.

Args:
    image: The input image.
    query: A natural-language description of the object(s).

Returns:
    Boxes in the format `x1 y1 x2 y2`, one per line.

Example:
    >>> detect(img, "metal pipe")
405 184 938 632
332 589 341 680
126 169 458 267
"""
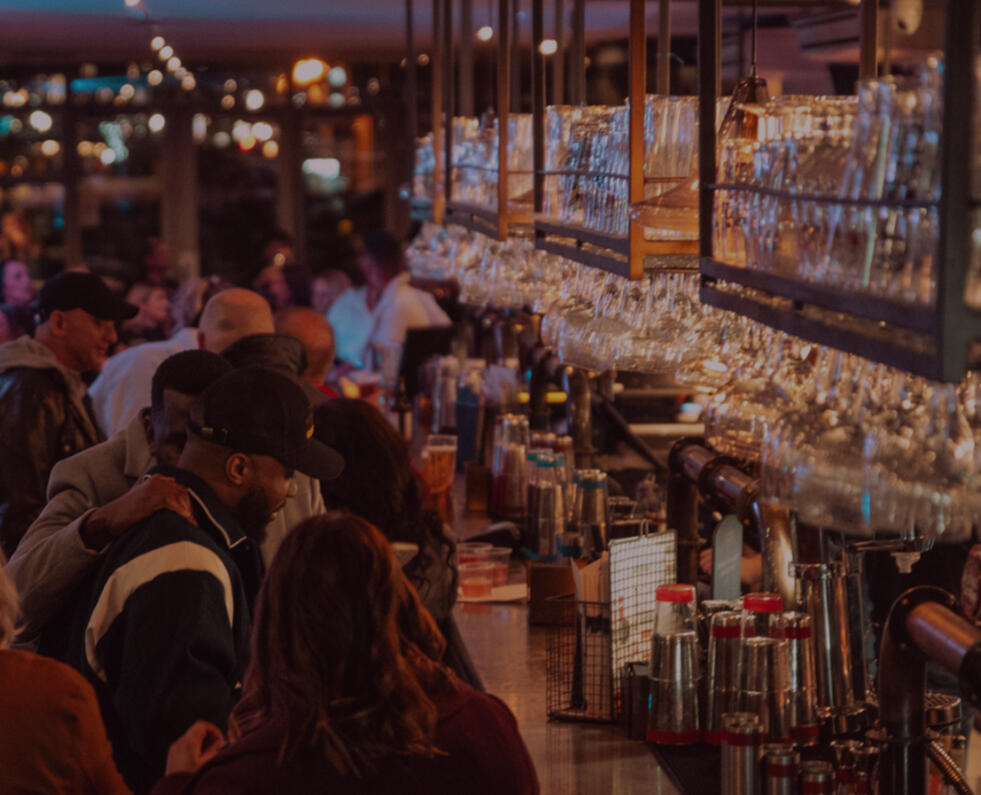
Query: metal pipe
697 0 720 259
460 0 475 116
497 0 511 240
406 0 417 147
444 0 455 213
656 0 671 95
553 0 565 104
878 587 981 795
531 0 545 214
432 0 446 222
858 0 877 80
627 0 646 281
907 601 981 685
667 440 704 584
926 740 972 795
564 367 593 467
879 605 927 795
570 0 585 105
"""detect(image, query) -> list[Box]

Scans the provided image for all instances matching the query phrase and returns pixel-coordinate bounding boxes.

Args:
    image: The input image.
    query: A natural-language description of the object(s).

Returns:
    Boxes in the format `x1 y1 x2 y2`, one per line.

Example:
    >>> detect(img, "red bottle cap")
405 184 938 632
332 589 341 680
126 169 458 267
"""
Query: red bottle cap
743 593 783 613
656 583 696 603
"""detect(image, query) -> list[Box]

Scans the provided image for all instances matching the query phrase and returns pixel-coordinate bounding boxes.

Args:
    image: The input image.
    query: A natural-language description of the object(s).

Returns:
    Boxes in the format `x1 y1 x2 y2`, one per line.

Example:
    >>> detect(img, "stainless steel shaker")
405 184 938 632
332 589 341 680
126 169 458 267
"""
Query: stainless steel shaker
738 637 791 744
791 562 864 714
762 744 799 795
647 630 702 744
798 761 834 794
491 414 529 519
706 611 742 744
774 611 819 745
721 712 763 795
574 469 609 556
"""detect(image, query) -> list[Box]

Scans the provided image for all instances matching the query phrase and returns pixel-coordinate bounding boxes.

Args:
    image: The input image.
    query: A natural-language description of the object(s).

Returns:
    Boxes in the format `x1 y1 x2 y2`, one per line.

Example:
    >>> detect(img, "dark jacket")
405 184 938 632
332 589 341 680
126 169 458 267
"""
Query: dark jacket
0 336 103 555
68 465 262 795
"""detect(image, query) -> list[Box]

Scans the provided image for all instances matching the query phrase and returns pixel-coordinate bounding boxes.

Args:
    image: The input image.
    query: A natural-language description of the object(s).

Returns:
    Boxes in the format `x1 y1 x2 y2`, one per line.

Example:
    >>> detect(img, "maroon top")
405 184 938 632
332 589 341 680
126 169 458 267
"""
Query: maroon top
428 675 539 795
151 676 538 795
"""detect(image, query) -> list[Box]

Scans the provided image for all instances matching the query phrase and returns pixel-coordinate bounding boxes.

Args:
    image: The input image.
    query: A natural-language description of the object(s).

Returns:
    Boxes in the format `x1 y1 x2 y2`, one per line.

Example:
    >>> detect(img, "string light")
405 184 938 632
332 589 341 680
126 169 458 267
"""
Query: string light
476 25 494 41
539 39 558 56
244 89 265 111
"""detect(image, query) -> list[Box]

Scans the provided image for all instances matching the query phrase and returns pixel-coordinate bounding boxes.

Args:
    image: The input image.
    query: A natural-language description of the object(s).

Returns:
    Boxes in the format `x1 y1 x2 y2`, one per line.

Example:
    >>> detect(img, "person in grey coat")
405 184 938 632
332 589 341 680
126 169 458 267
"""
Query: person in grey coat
8 349 329 651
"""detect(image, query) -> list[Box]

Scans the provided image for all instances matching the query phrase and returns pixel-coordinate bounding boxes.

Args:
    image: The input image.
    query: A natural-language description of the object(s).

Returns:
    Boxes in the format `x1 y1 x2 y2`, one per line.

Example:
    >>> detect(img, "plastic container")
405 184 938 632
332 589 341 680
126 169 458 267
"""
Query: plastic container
457 542 492 564
486 547 511 586
459 561 494 598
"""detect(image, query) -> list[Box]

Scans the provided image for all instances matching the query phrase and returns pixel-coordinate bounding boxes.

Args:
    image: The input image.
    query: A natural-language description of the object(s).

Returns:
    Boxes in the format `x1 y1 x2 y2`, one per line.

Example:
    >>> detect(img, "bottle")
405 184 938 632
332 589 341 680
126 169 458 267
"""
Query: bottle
394 377 412 442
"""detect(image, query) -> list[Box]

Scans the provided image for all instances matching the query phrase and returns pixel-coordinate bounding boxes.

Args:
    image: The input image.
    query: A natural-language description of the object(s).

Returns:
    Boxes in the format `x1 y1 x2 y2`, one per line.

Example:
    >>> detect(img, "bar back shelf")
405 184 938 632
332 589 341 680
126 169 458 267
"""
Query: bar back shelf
696 0 981 383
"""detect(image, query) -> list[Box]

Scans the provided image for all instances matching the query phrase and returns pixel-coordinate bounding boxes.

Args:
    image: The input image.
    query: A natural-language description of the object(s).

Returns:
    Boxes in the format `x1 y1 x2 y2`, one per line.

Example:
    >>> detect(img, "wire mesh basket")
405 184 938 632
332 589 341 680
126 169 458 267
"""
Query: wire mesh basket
545 529 677 724
546 597 615 723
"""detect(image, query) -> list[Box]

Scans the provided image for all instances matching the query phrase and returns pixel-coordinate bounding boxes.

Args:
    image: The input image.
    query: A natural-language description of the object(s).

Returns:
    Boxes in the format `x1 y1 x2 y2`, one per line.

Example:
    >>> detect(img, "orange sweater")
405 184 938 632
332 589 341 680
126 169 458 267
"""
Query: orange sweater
0 649 131 795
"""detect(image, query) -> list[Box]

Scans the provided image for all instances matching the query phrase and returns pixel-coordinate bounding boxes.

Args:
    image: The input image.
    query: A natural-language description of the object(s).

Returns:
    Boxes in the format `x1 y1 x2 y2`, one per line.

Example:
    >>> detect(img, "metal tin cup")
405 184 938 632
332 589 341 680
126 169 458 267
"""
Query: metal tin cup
798 760 834 794
739 637 791 743
706 610 742 744
574 469 609 556
739 637 790 742
775 611 819 746
647 630 703 744
721 712 763 795
762 744 799 795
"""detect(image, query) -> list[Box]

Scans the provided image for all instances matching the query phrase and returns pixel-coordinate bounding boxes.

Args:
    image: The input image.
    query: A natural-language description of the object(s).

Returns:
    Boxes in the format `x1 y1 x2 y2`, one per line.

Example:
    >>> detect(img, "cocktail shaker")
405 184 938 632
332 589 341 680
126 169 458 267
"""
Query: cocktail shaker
774 611 819 745
762 744 799 795
574 469 609 556
738 637 791 743
798 761 834 794
647 630 702 744
706 611 742 744
721 712 763 795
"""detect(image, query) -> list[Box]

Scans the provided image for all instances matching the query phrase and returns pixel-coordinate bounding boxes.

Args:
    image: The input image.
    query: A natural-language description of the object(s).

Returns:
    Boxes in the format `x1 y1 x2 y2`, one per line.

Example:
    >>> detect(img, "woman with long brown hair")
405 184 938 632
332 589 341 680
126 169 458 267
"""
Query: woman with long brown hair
313 398 457 622
151 513 489 794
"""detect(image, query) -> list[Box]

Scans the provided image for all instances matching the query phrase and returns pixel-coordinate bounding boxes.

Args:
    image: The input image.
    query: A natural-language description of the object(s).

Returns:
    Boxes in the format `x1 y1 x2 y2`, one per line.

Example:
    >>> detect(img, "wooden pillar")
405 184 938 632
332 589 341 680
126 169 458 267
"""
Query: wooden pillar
61 98 82 269
275 107 305 270
160 107 200 281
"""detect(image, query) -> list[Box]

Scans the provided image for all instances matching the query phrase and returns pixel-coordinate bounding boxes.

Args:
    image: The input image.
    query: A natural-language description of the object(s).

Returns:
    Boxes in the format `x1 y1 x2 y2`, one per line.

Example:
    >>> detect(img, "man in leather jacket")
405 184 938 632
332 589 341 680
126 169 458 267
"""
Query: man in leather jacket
0 272 136 554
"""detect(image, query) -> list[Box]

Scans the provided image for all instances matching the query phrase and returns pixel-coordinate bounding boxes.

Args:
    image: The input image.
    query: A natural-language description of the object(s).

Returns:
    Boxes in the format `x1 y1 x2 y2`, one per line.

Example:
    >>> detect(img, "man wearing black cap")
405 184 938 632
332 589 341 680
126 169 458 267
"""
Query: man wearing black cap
0 271 137 554
69 366 342 794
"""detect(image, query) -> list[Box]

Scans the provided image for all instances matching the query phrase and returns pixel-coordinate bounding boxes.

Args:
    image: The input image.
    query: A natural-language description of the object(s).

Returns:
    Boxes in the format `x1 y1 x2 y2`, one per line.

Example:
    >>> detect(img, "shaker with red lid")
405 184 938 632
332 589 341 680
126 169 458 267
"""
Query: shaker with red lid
647 583 702 744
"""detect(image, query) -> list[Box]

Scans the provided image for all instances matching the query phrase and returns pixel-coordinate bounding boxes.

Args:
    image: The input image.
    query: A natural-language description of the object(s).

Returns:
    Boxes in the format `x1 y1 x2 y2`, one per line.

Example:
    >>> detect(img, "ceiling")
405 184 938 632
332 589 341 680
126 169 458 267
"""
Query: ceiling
0 1 677 65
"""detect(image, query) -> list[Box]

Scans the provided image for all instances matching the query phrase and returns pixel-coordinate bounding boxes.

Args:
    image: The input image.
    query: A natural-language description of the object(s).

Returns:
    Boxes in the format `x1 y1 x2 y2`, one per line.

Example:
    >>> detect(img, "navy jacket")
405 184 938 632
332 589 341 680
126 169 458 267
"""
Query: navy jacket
68 465 262 794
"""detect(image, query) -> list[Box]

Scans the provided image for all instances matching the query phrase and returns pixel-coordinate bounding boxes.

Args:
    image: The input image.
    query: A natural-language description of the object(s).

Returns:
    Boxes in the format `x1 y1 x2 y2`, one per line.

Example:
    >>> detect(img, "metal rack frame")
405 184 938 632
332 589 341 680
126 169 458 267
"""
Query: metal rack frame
530 0 698 280
433 0 534 240
696 0 981 382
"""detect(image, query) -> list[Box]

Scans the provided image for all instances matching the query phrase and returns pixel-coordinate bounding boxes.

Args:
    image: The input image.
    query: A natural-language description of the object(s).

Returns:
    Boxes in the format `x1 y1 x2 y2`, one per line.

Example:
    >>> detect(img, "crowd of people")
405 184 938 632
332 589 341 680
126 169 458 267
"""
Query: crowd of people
0 231 532 794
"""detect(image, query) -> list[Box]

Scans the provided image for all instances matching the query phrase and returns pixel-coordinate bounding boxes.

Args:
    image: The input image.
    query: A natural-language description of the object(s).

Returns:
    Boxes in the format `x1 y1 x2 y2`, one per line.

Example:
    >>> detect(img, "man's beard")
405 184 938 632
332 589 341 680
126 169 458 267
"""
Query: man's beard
235 486 274 545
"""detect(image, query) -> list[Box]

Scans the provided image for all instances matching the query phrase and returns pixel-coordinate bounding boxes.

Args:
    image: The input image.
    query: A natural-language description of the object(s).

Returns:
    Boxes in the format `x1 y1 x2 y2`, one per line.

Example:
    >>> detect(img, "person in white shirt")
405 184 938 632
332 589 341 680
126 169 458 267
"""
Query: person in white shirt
89 288 276 436
327 284 371 369
357 231 450 383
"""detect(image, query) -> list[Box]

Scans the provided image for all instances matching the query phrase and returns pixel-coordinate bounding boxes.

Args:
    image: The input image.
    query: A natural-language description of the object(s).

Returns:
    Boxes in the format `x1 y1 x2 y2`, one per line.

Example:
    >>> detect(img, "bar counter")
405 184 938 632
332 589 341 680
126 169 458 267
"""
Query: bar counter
455 595 679 794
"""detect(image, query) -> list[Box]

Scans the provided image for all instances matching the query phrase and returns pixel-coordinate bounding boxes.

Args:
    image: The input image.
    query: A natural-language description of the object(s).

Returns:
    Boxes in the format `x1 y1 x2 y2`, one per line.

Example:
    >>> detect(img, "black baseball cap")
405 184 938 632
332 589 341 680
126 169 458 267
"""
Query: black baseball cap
39 271 138 322
189 366 343 481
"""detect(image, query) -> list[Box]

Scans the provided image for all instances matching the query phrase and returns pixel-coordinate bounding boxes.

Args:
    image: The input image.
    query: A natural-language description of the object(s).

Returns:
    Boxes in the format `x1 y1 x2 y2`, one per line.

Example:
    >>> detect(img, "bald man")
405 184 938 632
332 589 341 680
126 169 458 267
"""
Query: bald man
90 288 276 436
275 307 337 393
